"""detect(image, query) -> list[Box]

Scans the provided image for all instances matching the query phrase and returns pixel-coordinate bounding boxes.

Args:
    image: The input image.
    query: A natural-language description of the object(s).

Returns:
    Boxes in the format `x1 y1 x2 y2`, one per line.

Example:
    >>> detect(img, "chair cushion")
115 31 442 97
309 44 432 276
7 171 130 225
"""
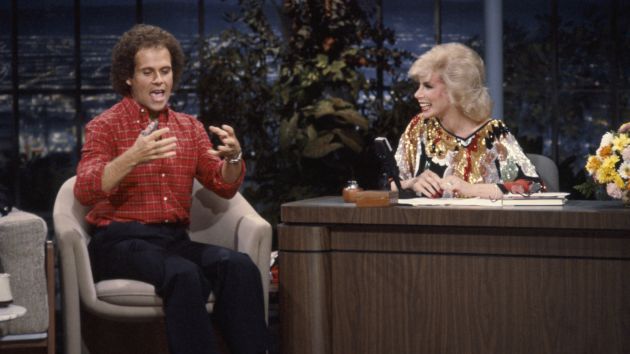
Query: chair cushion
0 209 48 335
96 279 215 307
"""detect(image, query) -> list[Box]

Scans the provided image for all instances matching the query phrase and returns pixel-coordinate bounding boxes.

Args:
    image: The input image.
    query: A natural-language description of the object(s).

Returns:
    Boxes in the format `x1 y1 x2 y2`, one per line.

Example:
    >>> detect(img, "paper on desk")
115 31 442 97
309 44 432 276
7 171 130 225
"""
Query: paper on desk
404 192 570 207
503 192 569 199
501 192 569 206
404 197 502 207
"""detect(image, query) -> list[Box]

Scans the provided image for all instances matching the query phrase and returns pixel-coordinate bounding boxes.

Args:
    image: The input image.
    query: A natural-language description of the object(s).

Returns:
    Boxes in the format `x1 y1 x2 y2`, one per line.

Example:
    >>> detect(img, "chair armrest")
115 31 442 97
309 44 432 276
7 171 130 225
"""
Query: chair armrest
236 214 272 317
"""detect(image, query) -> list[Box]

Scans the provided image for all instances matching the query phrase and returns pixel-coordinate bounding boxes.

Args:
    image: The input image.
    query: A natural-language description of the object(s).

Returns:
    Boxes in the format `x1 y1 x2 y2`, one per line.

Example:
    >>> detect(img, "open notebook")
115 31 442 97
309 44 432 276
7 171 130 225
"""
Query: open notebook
402 192 569 207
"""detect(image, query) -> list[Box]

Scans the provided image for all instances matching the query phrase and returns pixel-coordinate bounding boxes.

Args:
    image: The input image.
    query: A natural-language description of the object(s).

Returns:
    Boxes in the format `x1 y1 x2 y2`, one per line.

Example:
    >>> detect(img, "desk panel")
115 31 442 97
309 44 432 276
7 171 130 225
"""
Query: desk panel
279 197 630 354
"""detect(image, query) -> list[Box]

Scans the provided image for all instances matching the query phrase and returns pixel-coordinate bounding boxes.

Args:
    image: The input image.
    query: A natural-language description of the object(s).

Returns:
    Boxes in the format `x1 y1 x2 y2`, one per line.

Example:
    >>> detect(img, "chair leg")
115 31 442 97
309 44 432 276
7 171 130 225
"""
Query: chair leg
46 241 56 354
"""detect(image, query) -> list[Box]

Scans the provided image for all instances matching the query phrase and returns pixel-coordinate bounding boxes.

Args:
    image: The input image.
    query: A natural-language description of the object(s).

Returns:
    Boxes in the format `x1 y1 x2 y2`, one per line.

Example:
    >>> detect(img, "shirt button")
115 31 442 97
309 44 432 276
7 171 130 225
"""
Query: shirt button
140 108 145 113
164 220 169 223
161 173 165 177
163 196 168 201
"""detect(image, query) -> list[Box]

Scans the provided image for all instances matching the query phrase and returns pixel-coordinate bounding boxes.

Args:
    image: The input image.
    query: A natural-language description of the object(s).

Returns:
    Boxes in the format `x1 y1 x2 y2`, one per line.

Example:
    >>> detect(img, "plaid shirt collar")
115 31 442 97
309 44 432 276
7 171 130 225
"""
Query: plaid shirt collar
121 96 171 128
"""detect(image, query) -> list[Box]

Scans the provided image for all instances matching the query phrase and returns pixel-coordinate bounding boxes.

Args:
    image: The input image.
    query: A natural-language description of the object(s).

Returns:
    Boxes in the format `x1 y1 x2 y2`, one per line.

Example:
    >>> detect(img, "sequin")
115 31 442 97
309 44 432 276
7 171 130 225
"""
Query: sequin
394 114 541 184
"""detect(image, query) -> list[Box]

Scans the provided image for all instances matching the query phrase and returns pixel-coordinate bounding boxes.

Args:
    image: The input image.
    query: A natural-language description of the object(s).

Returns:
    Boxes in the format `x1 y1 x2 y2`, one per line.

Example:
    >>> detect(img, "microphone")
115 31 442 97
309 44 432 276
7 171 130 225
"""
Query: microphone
374 137 417 199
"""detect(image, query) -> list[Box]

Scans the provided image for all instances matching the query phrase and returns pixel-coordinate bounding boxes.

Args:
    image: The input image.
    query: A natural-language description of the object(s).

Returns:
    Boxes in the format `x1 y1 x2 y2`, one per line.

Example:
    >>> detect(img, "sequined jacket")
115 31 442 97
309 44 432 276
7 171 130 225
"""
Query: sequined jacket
394 114 543 193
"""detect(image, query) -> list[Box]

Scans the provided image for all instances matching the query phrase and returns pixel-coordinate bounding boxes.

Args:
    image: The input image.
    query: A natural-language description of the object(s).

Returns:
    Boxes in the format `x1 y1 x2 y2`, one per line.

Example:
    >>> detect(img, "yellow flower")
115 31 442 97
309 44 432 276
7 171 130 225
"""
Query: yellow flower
612 133 630 152
596 155 620 183
614 174 625 189
597 145 613 157
586 155 602 175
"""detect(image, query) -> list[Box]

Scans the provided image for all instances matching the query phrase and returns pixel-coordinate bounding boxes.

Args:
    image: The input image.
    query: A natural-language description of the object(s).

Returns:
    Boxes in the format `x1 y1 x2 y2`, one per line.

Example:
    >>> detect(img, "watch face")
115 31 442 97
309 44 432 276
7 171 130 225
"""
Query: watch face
228 151 242 164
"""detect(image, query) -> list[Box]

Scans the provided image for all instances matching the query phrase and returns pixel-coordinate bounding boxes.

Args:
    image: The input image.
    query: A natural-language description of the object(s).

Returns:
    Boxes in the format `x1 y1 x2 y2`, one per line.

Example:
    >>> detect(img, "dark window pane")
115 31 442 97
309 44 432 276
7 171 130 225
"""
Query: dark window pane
144 0 199 89
558 91 611 173
170 91 200 116
384 0 434 58
0 95 13 186
619 91 630 129
81 93 119 125
19 94 76 158
17 1 75 90
0 2 11 90
19 94 76 212
81 0 135 89
558 0 610 89
204 0 242 36
619 1 630 88
503 88 552 154
442 0 483 46
503 0 552 155
504 0 552 87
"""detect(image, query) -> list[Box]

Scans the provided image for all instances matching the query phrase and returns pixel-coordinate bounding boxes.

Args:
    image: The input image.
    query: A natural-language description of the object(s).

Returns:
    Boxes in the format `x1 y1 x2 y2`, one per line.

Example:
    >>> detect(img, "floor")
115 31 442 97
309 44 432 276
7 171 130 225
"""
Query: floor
52 284 281 354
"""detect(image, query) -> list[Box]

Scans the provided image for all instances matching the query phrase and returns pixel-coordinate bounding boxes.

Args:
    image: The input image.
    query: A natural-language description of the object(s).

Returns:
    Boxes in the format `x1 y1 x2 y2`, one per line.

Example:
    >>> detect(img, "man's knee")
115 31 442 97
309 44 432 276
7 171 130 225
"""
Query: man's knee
219 250 259 279
162 257 207 294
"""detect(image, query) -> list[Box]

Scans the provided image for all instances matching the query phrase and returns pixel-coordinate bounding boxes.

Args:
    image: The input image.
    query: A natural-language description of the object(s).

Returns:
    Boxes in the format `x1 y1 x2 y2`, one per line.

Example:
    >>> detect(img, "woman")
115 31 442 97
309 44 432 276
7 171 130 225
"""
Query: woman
394 43 543 199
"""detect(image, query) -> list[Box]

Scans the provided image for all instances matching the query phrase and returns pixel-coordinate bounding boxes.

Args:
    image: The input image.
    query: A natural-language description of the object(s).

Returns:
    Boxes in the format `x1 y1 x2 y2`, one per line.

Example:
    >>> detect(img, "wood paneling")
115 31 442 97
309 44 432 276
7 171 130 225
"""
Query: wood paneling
331 253 630 354
281 197 630 230
279 197 630 354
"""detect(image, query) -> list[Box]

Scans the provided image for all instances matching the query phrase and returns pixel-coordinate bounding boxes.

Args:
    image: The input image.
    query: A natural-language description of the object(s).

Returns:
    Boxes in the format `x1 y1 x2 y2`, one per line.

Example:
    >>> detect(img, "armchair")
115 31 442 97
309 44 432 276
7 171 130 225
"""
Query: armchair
526 153 560 192
53 176 272 354
0 209 55 354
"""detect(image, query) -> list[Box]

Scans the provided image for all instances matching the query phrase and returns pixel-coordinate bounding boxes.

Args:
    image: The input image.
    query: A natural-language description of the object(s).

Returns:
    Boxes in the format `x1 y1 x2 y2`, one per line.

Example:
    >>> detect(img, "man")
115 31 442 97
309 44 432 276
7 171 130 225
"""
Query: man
74 24 269 354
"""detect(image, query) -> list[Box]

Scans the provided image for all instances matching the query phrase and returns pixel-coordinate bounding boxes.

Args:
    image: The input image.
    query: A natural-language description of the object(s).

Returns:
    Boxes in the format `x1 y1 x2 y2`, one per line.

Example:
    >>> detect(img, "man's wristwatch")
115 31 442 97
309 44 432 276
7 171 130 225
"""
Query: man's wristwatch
227 150 242 164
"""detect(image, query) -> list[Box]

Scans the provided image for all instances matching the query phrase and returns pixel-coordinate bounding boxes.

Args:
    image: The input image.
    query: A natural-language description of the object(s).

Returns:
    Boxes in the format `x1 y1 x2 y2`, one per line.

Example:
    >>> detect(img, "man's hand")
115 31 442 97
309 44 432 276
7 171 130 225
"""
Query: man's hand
208 125 241 160
100 126 177 193
208 124 243 184
129 126 177 166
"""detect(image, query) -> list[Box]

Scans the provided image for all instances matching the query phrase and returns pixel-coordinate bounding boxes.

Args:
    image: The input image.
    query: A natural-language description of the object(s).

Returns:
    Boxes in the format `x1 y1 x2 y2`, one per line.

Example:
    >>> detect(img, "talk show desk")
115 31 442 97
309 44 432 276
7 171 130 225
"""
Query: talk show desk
278 197 630 354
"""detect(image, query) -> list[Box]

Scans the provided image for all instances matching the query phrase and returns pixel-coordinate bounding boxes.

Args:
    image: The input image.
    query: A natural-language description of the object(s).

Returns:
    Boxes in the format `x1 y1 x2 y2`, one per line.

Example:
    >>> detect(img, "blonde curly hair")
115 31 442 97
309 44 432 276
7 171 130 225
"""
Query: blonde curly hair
408 43 492 122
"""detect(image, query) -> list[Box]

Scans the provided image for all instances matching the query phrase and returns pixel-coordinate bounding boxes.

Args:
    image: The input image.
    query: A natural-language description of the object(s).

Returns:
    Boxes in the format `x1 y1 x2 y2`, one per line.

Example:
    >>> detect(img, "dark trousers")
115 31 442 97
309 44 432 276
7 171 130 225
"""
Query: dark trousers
89 222 269 354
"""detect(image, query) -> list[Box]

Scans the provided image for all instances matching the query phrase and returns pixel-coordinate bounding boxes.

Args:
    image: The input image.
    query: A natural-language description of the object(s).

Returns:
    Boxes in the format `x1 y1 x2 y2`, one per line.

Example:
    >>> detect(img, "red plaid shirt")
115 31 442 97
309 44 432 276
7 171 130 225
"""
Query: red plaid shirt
74 97 244 227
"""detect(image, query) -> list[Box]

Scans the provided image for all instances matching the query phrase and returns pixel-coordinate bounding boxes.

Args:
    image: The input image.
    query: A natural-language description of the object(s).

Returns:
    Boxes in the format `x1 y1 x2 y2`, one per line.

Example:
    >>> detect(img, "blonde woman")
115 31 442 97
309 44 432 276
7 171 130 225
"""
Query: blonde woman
394 43 543 199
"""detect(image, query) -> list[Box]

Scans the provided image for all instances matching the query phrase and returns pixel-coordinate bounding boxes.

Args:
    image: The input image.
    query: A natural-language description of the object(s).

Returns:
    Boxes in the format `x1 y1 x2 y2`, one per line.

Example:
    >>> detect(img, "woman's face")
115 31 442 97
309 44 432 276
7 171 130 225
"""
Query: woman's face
414 72 451 119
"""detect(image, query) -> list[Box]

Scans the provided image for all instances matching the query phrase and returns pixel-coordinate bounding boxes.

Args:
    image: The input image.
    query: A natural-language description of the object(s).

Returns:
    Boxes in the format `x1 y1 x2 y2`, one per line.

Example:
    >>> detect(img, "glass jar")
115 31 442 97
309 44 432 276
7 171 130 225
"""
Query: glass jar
342 180 363 203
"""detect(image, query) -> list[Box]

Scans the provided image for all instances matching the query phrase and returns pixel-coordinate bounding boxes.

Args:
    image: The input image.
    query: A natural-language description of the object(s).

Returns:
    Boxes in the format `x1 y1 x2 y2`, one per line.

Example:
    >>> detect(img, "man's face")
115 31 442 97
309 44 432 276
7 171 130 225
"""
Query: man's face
127 46 173 116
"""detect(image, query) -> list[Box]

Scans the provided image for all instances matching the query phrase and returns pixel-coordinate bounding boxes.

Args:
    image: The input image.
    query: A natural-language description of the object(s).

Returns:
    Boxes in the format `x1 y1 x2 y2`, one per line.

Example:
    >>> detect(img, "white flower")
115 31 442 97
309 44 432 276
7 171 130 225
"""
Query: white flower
618 161 630 180
600 132 614 148
607 182 623 199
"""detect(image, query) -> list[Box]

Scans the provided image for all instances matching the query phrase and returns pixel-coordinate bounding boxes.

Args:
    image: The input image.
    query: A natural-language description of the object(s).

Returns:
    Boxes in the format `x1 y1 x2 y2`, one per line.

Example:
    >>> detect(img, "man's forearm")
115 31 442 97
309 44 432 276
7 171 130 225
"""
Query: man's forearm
221 161 243 184
101 151 138 193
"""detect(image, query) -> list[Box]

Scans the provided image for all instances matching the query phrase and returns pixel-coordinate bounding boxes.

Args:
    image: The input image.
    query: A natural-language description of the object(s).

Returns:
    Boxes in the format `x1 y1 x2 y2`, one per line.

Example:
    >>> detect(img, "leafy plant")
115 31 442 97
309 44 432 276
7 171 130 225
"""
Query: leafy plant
197 0 412 226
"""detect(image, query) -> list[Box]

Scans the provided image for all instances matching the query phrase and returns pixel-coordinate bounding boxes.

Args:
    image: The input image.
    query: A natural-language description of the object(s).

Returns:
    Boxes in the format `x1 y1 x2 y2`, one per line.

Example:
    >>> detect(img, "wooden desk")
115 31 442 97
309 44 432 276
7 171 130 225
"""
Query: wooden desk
278 197 630 354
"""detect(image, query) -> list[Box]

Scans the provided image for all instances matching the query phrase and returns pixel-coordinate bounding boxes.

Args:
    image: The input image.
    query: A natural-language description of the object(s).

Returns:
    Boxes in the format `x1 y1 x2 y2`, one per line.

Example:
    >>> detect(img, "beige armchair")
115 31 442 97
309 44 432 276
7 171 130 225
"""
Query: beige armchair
0 210 55 354
53 176 272 354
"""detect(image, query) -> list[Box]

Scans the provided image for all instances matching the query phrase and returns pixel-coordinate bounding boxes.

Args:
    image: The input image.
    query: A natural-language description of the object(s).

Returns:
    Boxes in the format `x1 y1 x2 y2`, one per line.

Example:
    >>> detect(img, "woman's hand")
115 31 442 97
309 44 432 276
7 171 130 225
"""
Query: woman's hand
407 170 443 198
619 122 630 133
440 175 469 197
441 175 502 200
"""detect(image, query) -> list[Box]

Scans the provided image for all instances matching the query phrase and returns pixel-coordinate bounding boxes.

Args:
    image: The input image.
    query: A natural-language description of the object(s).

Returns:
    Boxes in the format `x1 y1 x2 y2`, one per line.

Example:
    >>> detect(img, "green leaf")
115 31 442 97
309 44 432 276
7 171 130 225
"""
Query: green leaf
333 128 363 153
306 124 318 140
302 133 344 158
280 114 299 148
328 109 369 130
